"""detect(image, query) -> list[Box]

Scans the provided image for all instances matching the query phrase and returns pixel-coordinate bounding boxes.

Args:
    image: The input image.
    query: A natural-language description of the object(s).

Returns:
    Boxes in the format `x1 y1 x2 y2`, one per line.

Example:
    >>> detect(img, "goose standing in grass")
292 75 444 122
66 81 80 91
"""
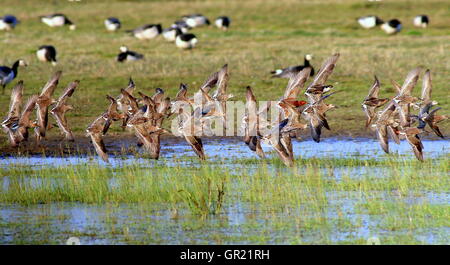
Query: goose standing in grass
104 17 121 32
116 46 144 62
271 54 314 78
357 15 383 29
162 26 182 42
127 24 162 40
0 59 27 94
40 14 76 30
36 45 58 65
182 14 210 28
215 16 230 30
413 15 429 28
381 19 402 35
0 15 19 31
175 33 198 49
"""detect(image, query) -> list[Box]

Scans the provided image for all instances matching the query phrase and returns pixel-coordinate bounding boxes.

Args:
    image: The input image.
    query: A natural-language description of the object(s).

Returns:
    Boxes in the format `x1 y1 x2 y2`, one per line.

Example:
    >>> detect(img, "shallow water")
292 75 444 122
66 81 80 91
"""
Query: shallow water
0 137 448 168
0 138 448 244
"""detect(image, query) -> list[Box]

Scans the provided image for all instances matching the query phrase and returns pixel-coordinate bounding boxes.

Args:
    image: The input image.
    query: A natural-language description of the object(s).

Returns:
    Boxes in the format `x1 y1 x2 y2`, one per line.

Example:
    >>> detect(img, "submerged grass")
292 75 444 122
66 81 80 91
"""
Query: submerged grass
0 155 448 244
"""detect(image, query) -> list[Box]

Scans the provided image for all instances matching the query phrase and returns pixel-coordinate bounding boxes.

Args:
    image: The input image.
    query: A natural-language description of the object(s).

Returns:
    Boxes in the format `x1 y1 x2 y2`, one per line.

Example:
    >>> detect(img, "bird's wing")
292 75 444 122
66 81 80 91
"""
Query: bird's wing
55 80 78 107
185 135 205 160
406 134 424 161
376 125 389 153
367 75 381 99
18 95 38 126
7 80 24 121
400 67 421 96
53 110 73 140
284 67 311 99
420 69 432 102
200 69 219 93
89 133 108 162
307 53 340 89
40 71 62 98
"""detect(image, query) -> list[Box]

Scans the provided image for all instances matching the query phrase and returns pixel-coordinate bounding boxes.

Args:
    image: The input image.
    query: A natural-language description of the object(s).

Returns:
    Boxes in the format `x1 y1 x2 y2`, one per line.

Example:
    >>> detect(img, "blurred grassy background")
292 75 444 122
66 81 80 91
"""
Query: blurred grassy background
0 0 448 140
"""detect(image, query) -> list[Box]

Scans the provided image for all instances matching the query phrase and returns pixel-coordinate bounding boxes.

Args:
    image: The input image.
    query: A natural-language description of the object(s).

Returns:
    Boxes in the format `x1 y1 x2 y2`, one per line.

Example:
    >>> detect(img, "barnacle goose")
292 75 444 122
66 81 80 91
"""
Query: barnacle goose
127 24 162 40
40 13 76 30
215 16 231 30
175 33 198 49
105 17 121 31
0 59 27 93
36 45 58 65
0 15 19 31
116 46 144 62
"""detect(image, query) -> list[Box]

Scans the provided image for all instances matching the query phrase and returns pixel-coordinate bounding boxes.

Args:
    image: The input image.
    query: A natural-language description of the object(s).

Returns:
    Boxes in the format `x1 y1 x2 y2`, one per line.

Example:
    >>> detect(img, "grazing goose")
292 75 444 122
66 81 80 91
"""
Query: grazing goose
127 24 162 40
35 71 62 143
271 54 314 78
36 45 58 65
171 20 191 33
40 14 76 30
162 27 182 42
357 15 383 29
182 14 210 28
215 16 231 30
175 33 198 49
0 15 19 31
116 46 144 62
413 15 429 28
362 76 390 127
104 17 121 31
381 19 402 35
0 59 27 94
50 80 79 141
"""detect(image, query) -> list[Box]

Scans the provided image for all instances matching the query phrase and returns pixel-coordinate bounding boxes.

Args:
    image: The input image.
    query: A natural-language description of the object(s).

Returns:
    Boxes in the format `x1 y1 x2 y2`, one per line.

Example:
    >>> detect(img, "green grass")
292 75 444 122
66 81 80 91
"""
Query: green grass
0 155 448 244
0 0 449 139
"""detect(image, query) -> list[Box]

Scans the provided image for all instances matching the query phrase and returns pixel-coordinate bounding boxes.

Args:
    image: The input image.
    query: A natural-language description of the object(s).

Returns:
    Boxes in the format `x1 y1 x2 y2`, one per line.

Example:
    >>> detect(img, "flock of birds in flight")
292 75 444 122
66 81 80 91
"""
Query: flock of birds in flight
0 9 446 165
1 52 446 165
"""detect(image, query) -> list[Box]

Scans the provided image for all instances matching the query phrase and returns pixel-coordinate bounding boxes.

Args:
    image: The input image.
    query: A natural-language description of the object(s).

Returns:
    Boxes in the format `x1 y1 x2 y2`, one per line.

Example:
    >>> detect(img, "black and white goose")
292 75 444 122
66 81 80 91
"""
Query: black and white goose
162 26 182 42
0 59 27 93
105 17 121 32
357 15 383 29
116 46 144 62
171 20 190 33
182 14 210 28
40 14 76 30
0 15 19 31
271 54 314 78
175 33 198 49
36 45 57 65
215 16 231 30
381 19 402 34
127 24 162 40
413 15 429 28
